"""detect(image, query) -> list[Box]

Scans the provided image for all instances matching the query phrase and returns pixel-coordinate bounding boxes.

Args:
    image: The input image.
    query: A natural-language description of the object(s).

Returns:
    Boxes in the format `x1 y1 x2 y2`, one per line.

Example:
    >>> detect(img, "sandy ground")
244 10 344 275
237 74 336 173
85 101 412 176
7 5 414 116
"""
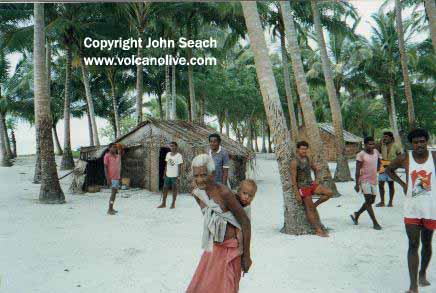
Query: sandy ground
0 154 435 293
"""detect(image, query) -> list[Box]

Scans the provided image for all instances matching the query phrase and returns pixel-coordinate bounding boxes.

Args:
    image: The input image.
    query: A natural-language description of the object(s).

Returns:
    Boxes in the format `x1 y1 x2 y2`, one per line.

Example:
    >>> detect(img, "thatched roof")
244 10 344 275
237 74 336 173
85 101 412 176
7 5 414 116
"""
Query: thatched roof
300 123 363 143
80 118 250 157
318 123 363 143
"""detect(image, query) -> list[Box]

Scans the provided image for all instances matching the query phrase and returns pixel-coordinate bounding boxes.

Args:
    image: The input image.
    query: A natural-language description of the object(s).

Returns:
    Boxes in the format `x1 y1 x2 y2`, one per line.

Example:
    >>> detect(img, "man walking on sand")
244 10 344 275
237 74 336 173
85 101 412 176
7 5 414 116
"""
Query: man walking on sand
376 131 403 207
350 137 382 230
386 128 435 293
290 141 333 237
104 143 123 215
187 154 251 293
157 142 183 209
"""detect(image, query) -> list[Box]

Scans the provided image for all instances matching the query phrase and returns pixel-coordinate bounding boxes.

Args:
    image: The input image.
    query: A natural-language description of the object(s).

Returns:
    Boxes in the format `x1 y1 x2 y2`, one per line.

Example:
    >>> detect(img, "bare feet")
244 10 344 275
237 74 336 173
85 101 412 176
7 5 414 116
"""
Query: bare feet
157 203 166 208
315 229 329 237
405 289 418 293
373 224 382 230
388 202 393 207
376 202 385 207
419 274 431 287
107 210 117 215
350 213 358 225
170 204 175 209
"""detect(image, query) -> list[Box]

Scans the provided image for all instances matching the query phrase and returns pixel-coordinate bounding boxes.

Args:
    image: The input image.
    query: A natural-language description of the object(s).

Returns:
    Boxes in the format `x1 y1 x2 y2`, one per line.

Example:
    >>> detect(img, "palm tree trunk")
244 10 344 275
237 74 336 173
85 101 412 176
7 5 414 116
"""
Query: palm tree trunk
52 122 63 155
395 0 416 130
60 45 75 170
225 110 230 137
136 41 144 125
165 64 170 120
86 106 94 146
199 96 205 125
108 75 121 138
242 1 313 235
1 115 13 160
0 110 12 166
388 84 403 149
424 0 436 51
254 126 259 153
311 0 352 182
187 24 196 122
170 64 177 120
280 1 339 195
261 121 267 153
280 27 299 141
11 128 17 158
33 3 64 203
80 55 100 146
33 126 41 183
157 94 164 120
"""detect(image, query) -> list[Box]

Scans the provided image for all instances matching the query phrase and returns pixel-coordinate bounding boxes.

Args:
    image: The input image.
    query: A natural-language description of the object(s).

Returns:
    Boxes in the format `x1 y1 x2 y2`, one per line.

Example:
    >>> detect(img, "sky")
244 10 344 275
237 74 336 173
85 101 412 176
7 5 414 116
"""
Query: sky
5 0 424 155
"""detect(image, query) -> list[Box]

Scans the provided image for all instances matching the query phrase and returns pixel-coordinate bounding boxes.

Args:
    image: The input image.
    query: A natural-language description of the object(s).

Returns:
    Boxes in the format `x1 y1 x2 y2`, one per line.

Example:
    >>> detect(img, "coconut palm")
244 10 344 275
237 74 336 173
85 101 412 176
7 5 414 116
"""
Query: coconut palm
395 0 416 129
310 0 352 182
280 1 338 195
33 3 64 203
241 1 313 235
424 0 436 50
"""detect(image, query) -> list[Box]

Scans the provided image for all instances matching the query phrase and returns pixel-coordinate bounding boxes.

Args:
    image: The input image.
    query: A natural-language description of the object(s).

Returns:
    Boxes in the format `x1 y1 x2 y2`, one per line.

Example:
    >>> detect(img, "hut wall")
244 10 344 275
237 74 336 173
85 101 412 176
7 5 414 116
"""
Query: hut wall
121 145 146 188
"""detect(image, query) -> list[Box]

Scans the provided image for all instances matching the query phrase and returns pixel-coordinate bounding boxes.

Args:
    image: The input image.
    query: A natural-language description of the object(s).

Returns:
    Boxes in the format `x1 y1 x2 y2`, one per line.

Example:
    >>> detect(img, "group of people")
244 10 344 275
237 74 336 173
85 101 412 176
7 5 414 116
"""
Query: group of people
102 128 434 293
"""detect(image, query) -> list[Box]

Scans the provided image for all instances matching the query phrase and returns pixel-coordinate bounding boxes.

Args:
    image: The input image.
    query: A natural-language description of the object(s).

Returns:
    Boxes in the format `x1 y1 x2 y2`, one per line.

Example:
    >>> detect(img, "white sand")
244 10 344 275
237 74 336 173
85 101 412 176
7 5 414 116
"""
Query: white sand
0 155 434 293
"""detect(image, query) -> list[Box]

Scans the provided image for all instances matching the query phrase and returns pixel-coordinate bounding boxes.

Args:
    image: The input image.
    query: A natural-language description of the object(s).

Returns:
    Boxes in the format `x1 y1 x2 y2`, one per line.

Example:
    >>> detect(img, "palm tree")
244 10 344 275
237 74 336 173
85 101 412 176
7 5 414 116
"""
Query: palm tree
33 3 64 203
59 33 75 170
395 0 416 129
280 1 338 195
310 0 352 182
119 3 149 125
241 1 313 235
424 0 436 50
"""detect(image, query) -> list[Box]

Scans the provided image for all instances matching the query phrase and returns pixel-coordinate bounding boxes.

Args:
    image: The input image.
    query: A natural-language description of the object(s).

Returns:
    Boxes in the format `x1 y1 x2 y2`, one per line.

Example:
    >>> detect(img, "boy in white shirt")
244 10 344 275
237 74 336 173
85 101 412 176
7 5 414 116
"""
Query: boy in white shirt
157 142 183 209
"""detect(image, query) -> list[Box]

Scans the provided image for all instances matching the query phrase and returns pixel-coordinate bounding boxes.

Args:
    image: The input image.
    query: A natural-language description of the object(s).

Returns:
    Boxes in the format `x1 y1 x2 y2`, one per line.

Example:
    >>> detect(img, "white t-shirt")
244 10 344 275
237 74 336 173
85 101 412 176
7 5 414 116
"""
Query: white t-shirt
165 152 183 178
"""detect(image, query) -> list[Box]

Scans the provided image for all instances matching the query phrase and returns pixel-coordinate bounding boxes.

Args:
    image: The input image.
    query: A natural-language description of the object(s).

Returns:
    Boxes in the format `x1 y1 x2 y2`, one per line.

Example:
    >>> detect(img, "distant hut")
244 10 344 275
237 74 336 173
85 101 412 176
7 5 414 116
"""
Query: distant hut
71 118 252 194
299 123 363 161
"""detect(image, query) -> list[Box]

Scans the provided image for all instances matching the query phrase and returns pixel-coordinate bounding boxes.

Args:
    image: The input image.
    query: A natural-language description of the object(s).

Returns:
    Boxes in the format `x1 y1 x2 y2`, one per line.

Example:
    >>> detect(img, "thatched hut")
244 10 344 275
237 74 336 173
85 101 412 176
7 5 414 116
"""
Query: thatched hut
299 123 363 161
71 118 252 194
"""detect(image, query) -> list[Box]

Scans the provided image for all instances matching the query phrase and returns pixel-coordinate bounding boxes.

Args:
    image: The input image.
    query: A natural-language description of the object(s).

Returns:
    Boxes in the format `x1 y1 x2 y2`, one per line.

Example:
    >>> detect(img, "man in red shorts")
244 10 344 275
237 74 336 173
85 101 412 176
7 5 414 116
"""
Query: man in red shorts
291 141 333 237
386 128 435 293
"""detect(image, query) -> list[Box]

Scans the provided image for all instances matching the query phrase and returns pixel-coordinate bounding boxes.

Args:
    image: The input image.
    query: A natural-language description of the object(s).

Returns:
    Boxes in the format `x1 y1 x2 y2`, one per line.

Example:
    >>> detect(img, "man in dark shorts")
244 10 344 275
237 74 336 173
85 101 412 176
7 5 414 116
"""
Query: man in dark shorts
376 131 403 207
386 129 435 293
157 142 183 209
290 141 333 237
208 133 230 186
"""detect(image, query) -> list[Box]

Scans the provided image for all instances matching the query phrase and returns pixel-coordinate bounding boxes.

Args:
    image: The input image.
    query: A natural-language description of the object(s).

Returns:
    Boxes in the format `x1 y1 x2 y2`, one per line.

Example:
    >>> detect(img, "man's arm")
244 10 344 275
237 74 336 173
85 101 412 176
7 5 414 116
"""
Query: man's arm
386 154 407 194
290 160 302 202
354 160 362 192
221 187 251 272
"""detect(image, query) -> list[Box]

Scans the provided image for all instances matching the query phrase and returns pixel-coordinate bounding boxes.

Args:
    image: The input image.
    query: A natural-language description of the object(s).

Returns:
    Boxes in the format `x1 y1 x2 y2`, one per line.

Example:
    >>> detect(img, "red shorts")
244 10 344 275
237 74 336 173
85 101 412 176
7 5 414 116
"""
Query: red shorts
299 183 318 198
404 218 436 230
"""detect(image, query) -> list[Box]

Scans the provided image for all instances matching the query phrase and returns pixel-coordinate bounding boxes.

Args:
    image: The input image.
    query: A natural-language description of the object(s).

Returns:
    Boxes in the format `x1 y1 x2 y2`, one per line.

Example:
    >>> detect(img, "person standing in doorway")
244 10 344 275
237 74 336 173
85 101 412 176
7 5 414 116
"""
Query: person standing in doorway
350 137 383 230
376 131 403 207
104 143 123 215
157 142 183 209
208 133 230 186
386 129 435 293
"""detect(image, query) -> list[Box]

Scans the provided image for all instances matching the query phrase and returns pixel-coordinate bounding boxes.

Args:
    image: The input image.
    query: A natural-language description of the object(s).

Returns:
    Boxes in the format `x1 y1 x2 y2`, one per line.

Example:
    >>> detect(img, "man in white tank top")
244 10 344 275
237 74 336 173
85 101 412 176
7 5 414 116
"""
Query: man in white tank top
386 129 435 293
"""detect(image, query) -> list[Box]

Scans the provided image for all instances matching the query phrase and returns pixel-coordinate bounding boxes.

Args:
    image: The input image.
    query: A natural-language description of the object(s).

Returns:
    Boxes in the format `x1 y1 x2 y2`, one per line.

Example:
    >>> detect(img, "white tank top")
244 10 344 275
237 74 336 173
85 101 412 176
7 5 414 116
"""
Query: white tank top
404 151 436 219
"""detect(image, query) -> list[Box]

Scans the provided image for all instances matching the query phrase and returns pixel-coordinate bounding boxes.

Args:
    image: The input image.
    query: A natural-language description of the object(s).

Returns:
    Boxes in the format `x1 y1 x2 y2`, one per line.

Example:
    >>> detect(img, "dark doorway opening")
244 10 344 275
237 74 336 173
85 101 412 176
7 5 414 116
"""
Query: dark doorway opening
159 147 171 190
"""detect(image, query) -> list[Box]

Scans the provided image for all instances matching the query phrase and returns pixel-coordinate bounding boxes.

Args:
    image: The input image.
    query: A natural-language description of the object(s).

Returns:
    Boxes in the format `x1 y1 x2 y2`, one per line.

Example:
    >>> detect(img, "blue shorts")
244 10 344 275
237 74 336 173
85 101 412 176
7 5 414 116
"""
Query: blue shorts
111 179 120 189
378 172 393 182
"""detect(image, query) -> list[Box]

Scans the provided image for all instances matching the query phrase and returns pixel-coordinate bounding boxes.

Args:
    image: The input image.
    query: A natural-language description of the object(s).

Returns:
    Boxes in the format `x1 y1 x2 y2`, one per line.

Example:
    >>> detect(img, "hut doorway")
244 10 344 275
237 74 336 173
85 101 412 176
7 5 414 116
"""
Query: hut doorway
159 147 171 190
